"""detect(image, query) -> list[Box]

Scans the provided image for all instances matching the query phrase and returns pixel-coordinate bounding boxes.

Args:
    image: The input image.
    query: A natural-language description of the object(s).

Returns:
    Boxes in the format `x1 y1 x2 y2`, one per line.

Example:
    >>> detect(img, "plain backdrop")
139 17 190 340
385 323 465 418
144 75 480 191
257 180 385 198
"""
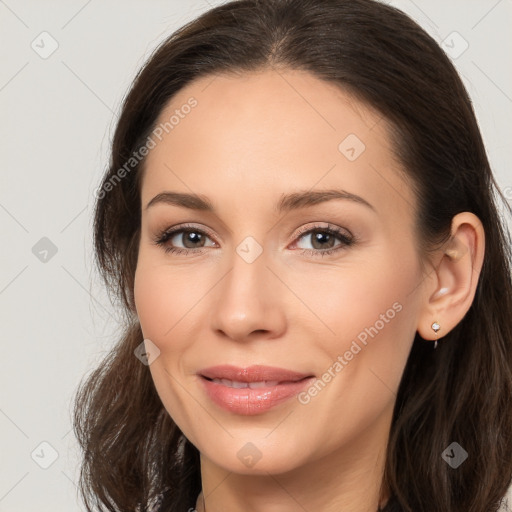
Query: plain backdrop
1 1 511 510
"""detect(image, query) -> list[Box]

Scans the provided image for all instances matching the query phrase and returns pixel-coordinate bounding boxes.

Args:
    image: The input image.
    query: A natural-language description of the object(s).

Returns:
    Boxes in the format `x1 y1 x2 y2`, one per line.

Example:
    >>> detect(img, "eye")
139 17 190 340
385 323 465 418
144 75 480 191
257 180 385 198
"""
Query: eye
153 222 356 257
153 223 217 255
291 223 355 257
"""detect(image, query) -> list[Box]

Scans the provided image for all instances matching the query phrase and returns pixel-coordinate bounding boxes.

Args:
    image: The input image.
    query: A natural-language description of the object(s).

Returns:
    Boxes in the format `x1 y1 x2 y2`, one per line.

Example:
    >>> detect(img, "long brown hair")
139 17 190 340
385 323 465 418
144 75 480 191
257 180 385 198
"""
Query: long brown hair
73 1 512 510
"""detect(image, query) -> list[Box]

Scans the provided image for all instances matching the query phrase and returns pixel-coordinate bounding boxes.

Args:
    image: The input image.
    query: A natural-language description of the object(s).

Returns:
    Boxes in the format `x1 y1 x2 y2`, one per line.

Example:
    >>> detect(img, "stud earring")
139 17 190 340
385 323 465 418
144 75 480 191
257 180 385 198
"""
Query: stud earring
431 321 441 349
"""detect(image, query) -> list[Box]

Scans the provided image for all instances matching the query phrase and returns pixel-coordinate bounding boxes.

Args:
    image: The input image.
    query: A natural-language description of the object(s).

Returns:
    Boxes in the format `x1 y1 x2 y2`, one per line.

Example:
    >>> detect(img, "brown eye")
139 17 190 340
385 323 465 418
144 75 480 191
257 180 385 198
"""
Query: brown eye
172 230 207 249
154 224 217 255
293 224 355 257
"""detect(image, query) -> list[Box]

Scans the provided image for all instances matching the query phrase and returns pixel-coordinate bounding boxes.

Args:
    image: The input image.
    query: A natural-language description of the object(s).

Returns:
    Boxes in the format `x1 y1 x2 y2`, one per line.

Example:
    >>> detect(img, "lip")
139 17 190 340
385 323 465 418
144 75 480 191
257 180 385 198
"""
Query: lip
199 364 312 383
198 365 315 415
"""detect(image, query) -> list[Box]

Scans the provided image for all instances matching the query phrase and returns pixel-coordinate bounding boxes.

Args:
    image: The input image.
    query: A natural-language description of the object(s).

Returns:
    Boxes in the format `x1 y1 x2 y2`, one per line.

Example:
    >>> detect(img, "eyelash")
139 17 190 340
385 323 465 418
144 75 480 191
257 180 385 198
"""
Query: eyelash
153 222 356 258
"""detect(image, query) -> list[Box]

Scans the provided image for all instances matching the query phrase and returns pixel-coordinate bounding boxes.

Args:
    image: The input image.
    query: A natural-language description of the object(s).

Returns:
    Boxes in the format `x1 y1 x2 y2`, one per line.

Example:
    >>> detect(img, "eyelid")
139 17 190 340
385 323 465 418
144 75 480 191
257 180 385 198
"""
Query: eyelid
292 222 353 241
157 222 219 243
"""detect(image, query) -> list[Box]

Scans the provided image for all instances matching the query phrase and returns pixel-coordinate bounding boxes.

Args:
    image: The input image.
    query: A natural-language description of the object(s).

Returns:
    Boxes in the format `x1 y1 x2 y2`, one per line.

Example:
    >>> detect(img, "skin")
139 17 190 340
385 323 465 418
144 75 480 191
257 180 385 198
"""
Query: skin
133 68 485 512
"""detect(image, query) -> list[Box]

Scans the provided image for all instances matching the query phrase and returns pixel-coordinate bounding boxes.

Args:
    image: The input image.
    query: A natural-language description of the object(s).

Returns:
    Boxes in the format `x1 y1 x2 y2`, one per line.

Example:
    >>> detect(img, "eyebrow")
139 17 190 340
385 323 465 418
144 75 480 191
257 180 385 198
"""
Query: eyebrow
145 189 376 213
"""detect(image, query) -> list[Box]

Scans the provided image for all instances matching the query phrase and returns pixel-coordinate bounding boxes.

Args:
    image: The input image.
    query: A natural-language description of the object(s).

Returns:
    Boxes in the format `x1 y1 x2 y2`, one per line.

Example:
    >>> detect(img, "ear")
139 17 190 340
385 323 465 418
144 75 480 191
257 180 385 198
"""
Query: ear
416 212 485 341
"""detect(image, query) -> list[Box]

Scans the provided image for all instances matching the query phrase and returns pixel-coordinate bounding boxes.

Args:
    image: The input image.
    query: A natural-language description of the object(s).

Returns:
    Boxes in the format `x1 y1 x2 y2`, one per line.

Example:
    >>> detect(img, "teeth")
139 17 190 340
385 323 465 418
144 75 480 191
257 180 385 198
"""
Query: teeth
248 381 279 389
221 378 239 387
211 378 280 388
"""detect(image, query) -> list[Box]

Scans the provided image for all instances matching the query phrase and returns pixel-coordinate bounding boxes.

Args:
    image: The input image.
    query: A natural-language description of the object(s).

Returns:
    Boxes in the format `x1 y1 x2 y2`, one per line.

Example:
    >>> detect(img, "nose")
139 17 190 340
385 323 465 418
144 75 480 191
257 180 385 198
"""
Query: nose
209 248 287 343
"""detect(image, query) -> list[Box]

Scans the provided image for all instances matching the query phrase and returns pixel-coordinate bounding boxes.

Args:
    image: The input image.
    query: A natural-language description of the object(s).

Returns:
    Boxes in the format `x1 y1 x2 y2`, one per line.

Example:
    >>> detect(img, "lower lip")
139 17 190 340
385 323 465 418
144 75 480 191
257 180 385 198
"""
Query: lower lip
199 376 315 415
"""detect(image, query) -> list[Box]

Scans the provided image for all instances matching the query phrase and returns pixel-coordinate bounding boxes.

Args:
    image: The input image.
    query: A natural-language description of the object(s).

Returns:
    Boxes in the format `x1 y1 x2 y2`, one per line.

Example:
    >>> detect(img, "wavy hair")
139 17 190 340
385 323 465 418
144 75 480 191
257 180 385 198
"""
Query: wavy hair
73 0 512 510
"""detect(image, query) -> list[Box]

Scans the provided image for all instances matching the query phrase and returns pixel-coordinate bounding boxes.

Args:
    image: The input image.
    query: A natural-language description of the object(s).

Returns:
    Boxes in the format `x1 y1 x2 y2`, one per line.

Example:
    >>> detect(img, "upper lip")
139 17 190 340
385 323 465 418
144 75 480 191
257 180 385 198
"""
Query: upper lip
199 365 314 383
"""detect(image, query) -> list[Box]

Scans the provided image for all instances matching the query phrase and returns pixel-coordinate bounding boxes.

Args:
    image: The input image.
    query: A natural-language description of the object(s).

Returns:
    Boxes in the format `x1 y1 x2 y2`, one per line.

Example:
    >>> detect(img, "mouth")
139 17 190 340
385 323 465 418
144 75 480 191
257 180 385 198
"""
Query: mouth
198 365 315 415
199 364 313 382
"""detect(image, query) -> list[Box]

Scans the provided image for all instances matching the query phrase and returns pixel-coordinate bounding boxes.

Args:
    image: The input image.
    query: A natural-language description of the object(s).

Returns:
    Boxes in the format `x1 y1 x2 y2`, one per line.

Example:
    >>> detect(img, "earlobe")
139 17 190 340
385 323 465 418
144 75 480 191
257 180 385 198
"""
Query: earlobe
416 212 485 343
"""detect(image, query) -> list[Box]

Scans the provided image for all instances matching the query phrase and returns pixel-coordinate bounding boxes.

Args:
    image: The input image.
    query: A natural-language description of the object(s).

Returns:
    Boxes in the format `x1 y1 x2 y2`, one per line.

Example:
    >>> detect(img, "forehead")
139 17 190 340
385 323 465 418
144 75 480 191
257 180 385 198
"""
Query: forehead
140 68 414 221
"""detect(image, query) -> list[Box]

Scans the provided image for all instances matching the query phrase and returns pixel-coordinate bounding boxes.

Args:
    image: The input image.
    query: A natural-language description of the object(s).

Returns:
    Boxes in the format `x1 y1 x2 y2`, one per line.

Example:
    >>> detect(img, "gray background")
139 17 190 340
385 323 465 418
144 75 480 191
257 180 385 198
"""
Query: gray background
1 1 511 510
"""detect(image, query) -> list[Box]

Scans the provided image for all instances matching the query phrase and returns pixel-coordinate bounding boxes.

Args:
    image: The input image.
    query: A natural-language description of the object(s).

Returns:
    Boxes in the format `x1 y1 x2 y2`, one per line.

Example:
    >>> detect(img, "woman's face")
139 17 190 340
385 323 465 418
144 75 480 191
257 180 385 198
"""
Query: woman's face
134 69 426 475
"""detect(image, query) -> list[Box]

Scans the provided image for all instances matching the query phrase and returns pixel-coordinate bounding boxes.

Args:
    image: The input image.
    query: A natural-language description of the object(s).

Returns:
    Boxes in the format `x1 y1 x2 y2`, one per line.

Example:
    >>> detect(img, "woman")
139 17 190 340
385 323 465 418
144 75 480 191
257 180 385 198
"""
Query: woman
73 0 512 510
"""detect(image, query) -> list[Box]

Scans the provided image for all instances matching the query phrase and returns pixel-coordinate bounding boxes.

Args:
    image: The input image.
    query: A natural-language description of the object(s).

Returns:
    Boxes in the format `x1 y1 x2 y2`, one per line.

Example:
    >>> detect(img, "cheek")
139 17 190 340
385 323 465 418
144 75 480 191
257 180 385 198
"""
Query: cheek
134 261 201 434
133 257 208 416
300 249 420 385
359 265 419 378
134 258 197 344
291 260 418 450
292 252 416 343
134 264 168 341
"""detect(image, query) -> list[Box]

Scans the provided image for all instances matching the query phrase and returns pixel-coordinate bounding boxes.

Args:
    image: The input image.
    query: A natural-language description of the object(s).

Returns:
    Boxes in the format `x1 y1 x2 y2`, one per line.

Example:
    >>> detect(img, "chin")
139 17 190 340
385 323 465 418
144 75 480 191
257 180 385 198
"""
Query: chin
198 435 311 475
